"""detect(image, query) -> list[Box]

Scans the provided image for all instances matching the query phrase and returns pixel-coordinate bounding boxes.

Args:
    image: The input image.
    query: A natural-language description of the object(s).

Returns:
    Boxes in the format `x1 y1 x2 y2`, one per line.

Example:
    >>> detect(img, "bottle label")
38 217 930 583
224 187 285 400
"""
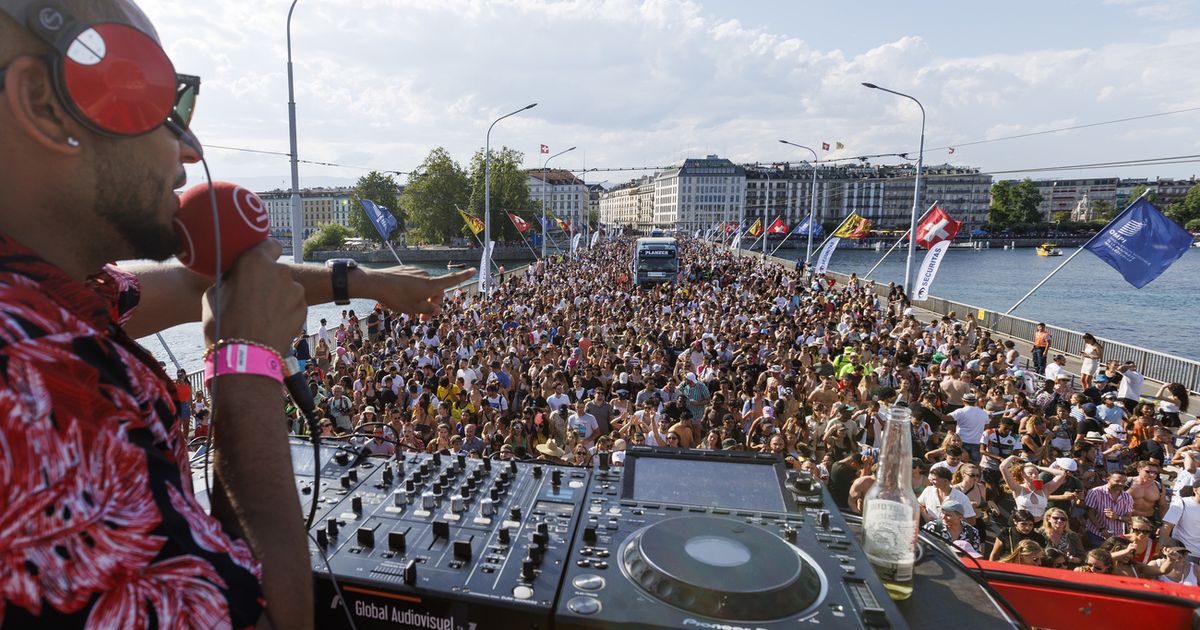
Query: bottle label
863 499 915 581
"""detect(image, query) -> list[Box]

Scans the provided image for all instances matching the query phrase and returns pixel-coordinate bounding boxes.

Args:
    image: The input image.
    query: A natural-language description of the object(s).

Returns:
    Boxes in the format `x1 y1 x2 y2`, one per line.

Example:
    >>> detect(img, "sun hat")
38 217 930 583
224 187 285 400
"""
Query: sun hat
536 439 566 458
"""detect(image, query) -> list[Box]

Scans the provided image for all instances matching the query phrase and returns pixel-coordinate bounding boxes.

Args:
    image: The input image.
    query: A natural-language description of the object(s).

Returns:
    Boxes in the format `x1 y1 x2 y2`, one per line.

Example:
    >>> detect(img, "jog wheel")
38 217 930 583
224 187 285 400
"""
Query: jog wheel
621 516 825 621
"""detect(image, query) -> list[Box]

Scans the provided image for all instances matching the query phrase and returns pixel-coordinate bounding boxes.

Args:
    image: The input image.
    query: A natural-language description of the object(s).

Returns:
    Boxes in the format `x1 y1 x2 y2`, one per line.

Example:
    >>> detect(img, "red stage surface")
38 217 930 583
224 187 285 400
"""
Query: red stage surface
976 560 1200 629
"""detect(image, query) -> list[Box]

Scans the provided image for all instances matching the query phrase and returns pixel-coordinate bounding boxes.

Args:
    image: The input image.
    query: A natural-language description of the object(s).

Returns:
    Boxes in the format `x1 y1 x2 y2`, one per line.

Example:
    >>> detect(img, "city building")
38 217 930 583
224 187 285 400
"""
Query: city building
598 176 656 232
652 156 746 233
259 187 354 239
526 169 588 234
1028 178 1119 221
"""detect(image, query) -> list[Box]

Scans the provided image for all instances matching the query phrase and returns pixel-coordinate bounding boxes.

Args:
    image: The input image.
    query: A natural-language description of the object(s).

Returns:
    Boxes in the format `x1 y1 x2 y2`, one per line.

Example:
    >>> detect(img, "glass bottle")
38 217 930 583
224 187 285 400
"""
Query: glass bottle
861 404 919 600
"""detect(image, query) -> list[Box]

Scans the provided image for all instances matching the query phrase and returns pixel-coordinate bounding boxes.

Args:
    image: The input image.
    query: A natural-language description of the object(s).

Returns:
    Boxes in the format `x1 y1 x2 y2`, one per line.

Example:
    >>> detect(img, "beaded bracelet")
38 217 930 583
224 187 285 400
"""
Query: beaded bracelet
205 342 284 386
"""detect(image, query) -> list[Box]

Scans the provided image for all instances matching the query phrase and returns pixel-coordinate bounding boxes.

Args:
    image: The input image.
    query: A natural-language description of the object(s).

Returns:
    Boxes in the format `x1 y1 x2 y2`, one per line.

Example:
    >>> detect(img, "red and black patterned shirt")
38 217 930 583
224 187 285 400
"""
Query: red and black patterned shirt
0 234 264 628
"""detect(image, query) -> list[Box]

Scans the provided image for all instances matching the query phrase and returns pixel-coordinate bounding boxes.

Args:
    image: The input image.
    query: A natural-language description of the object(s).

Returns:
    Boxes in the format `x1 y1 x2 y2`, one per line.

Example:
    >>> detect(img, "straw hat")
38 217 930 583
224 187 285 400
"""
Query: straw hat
536 439 566 458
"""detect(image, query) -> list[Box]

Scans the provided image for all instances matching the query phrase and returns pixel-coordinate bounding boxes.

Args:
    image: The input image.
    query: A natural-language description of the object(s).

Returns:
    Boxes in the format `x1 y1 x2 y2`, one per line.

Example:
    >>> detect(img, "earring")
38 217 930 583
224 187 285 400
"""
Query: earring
67 137 80 147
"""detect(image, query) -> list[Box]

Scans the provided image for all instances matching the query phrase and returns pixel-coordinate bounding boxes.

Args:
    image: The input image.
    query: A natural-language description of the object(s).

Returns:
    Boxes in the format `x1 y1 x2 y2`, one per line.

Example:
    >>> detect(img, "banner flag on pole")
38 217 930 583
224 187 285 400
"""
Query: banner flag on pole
458 208 485 235
571 233 582 253
724 221 740 235
556 217 572 233
730 230 744 250
507 212 531 233
767 217 789 235
832 213 872 240
590 230 601 247
747 218 763 237
814 237 841 275
1083 198 1193 289
914 240 951 301
915 206 963 249
359 199 399 240
540 144 549 154
693 229 701 239
477 240 494 293
792 216 824 237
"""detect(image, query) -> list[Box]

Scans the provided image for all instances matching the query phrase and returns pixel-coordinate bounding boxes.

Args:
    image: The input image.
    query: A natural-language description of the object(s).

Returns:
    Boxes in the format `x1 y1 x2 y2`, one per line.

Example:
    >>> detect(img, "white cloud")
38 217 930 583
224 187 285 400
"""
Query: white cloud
131 0 1200 188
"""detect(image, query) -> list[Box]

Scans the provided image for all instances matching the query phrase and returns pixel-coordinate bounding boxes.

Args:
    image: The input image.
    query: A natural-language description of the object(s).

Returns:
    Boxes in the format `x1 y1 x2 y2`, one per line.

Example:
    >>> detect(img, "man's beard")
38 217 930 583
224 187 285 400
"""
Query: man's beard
94 148 179 261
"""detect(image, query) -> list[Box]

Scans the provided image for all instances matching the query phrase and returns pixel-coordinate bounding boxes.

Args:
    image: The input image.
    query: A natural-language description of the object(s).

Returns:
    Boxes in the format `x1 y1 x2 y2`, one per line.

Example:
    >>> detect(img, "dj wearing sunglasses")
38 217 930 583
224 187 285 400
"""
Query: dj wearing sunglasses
0 1 469 629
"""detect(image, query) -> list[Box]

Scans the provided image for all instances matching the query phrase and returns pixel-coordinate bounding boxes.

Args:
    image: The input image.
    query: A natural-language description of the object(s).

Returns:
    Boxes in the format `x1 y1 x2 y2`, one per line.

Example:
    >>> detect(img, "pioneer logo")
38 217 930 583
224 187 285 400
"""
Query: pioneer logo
681 619 768 630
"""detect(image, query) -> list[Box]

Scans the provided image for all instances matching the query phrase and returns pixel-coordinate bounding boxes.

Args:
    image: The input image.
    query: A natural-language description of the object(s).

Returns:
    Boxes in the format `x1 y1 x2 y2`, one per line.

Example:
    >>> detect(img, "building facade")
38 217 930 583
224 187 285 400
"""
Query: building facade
652 156 746 233
259 187 353 239
526 170 588 233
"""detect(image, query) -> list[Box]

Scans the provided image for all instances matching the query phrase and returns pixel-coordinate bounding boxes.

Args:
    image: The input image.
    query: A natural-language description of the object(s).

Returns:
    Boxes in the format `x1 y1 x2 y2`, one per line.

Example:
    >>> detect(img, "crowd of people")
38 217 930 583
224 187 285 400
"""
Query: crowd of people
190 236 1200 585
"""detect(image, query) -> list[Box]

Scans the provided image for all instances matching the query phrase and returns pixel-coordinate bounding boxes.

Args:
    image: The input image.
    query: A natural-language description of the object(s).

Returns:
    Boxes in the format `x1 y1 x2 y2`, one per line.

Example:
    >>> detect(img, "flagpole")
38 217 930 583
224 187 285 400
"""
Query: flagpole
863 201 938 280
381 241 406 267
468 232 503 273
512 222 541 259
1005 190 1149 315
807 213 854 263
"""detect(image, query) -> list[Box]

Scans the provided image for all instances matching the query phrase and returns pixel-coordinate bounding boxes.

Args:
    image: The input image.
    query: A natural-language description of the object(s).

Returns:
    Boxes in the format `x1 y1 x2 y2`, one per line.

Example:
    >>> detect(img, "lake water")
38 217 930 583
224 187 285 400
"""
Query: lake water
771 244 1200 360
139 244 1200 372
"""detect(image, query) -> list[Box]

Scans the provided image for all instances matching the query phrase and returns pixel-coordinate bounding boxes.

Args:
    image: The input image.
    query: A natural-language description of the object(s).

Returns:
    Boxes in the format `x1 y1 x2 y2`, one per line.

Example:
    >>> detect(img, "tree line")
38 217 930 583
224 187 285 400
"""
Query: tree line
987 179 1200 233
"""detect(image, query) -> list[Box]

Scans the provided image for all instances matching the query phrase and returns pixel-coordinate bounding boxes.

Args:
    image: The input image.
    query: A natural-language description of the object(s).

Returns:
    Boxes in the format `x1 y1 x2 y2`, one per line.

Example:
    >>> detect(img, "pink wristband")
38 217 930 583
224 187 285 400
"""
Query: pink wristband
205 343 284 386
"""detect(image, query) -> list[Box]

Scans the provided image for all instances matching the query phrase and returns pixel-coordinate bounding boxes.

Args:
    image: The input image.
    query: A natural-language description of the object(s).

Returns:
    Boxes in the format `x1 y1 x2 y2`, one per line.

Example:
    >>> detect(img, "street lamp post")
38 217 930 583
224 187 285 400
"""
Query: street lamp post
484 103 537 292
541 146 576 257
779 140 820 264
862 83 925 297
286 0 303 262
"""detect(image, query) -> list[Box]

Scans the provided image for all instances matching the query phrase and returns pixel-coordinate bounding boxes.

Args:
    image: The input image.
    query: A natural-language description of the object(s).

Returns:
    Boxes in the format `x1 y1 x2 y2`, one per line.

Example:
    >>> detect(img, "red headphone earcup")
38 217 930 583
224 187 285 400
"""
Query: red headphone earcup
59 23 176 135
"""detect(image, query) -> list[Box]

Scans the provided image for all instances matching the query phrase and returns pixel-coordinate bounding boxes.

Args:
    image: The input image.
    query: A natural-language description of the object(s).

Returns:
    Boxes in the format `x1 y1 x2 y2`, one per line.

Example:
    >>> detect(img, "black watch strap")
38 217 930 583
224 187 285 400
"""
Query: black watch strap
331 261 351 305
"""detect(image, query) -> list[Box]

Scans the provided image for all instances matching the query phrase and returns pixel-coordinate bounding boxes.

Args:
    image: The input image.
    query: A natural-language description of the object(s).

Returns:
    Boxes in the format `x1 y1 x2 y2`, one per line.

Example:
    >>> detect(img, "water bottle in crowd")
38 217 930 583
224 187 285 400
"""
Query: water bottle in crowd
862 404 919 601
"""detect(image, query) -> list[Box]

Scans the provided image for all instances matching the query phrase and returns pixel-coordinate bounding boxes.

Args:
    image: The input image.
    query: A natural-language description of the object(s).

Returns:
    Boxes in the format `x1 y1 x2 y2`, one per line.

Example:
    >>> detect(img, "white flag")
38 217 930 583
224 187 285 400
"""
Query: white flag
814 237 841 276
914 240 951 301
730 231 744 250
590 231 601 247
571 233 582 253
693 229 701 239
477 240 494 294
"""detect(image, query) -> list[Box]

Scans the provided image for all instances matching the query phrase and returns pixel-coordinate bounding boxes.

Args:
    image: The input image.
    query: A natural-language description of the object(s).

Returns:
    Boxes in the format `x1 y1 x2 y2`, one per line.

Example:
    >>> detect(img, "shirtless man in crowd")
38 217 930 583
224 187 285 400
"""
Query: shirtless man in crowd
1128 460 1167 521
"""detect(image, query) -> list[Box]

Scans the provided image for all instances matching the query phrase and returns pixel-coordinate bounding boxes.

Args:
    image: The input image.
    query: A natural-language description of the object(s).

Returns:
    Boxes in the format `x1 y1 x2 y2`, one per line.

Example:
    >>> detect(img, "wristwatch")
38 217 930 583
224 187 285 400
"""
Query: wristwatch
325 258 358 305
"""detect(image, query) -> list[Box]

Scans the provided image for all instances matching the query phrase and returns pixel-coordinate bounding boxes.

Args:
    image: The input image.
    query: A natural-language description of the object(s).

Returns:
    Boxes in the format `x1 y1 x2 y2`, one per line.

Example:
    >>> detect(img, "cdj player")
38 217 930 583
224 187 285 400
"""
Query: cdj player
302 445 907 629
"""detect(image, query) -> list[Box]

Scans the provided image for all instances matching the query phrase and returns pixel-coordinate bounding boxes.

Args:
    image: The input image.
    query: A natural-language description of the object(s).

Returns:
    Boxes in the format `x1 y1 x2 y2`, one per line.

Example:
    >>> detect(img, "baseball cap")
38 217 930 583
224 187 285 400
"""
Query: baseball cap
962 392 978 403
1053 457 1079 472
1081 403 1097 416
721 438 739 450
941 499 965 515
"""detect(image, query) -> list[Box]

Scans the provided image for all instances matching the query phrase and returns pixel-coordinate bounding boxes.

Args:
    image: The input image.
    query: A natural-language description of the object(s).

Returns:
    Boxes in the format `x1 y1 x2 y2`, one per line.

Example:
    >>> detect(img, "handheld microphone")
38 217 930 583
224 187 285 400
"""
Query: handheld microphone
175 181 270 275
175 181 317 423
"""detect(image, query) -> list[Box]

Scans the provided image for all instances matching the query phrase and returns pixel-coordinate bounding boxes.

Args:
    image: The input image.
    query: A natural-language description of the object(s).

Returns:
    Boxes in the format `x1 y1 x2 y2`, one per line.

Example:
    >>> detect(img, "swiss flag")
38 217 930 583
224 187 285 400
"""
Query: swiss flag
508 212 530 233
540 144 550 154
821 142 830 151
767 217 789 234
915 206 963 249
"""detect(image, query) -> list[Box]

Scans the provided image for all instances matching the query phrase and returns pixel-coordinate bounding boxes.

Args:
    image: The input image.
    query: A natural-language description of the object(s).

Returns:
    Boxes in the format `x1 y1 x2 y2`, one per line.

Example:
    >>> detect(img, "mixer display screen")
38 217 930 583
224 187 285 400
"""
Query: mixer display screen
629 457 786 512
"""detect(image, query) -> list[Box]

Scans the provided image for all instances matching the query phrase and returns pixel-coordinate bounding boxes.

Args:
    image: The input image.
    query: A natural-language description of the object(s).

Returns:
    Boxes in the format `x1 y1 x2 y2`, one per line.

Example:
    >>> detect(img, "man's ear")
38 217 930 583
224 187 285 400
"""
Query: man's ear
3 56 83 154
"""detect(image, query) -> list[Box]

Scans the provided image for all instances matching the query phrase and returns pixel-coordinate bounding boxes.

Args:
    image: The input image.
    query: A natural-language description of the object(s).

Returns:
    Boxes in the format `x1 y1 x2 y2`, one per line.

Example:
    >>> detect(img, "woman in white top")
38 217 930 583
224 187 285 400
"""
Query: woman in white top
1000 455 1069 519
1080 333 1103 389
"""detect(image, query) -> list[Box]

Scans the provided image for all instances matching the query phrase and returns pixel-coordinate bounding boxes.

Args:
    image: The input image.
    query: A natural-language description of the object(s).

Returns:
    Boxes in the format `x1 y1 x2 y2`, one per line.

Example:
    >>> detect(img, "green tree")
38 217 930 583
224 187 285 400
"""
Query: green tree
1126 184 1157 206
1184 218 1200 232
467 146 534 243
988 179 1044 227
1166 183 1200 226
1089 199 1117 222
401 147 471 245
1052 211 1070 223
302 224 352 258
348 171 402 244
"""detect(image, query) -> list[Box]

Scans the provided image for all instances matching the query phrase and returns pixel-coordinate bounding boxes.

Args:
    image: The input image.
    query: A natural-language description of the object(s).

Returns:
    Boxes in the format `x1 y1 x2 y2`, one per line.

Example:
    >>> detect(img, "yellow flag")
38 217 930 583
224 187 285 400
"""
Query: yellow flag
833 213 872 239
747 218 763 237
458 208 484 235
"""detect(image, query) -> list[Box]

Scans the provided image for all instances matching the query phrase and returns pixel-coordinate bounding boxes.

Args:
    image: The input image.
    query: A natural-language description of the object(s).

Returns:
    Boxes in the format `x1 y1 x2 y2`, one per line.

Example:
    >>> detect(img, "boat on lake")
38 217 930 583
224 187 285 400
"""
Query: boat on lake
1036 243 1062 257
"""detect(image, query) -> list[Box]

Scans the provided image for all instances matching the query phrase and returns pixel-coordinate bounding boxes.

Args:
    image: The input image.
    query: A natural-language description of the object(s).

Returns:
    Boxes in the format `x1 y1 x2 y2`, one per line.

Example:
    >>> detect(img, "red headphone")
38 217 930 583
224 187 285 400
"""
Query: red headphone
0 0 188 137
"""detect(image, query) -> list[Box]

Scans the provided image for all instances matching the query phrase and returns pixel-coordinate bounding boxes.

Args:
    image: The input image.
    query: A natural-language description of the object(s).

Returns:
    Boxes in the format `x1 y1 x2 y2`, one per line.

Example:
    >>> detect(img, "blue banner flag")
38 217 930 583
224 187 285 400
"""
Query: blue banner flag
1084 198 1192 289
792 216 824 237
360 199 399 240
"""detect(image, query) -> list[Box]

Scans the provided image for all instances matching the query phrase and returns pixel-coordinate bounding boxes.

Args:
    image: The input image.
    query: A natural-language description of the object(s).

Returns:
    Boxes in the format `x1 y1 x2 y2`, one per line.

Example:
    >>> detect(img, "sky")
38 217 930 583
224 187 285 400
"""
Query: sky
136 0 1200 191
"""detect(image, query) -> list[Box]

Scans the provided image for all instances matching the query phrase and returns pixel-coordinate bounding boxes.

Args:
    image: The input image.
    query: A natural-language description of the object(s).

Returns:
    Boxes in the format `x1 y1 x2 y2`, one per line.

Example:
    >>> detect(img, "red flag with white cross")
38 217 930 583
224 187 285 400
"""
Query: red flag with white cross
915 206 963 249
767 217 789 234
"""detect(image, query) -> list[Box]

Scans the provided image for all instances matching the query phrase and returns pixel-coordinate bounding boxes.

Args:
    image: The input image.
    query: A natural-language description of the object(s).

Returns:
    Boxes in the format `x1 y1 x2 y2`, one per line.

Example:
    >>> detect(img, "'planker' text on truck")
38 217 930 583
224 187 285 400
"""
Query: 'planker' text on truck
632 237 679 285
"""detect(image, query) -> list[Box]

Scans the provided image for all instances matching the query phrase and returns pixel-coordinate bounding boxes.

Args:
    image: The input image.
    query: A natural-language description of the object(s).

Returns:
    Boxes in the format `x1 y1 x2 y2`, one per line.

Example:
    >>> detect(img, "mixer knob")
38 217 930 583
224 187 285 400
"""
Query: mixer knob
490 488 501 502
467 477 477 492
395 463 405 479
532 531 549 547
393 490 405 507
453 537 472 560
326 518 339 537
528 543 544 564
432 482 443 497
432 519 450 540
420 462 431 476
481 498 496 517
403 559 417 585
422 492 436 510
457 453 467 468
510 507 522 521
316 529 328 548
334 451 350 466
406 479 416 494
382 467 394 486
784 527 798 543
536 522 549 536
599 452 610 471
551 469 563 486
521 557 537 581
389 531 406 552
498 527 511 544
357 524 376 547
817 511 831 530
340 474 352 489
351 496 363 514
348 469 358 483
460 485 471 499
483 458 492 472
432 452 442 467
509 461 518 474
472 467 484 481
451 496 465 513
533 465 543 477
583 526 598 544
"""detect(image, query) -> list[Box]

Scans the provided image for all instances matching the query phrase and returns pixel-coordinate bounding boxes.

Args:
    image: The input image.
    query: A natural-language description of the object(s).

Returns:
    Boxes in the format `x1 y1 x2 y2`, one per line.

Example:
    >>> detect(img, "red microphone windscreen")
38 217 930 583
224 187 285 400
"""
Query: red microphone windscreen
175 182 271 275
